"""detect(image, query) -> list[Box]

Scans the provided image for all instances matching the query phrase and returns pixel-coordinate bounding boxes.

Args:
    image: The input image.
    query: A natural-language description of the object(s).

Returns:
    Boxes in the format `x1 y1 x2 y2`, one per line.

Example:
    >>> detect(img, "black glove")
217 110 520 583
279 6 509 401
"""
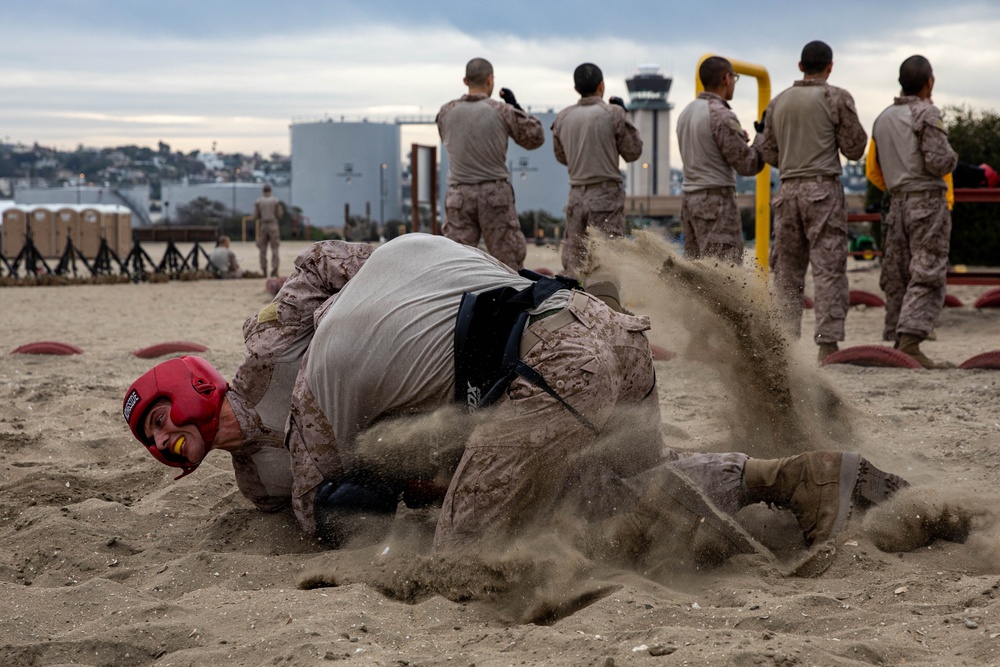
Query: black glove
314 480 398 548
609 96 627 110
499 87 523 111
754 110 767 134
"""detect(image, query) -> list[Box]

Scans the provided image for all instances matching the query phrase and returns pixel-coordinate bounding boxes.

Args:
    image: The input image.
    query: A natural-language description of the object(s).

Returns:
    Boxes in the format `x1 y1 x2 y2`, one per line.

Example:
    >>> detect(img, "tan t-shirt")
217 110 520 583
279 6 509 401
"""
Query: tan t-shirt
254 195 283 223
551 96 643 185
872 96 957 193
760 79 867 179
305 234 569 470
437 93 545 185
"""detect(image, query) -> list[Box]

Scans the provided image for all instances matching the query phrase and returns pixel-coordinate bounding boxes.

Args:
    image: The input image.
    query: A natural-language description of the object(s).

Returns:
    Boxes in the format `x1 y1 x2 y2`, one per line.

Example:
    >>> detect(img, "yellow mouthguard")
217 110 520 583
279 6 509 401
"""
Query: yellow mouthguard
172 436 185 456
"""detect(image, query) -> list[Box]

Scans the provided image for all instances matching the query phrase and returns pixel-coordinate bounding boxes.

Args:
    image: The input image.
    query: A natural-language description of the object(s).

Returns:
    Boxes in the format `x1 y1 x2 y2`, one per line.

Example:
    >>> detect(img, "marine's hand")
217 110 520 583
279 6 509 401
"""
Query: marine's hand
499 87 523 111
754 110 767 133
609 96 627 110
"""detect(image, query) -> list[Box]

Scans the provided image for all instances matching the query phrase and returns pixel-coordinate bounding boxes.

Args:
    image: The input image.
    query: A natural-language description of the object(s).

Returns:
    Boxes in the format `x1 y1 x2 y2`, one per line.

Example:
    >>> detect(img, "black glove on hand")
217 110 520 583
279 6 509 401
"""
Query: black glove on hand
609 96 627 110
754 110 767 133
499 87 523 111
314 480 398 548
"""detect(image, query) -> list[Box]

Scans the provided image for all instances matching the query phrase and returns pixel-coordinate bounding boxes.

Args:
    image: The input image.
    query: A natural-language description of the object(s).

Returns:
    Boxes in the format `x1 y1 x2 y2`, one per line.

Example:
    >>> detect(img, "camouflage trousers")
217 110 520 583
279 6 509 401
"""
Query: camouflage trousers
681 189 744 264
433 291 750 552
879 190 951 340
561 182 626 278
769 179 849 343
257 221 281 275
443 181 526 271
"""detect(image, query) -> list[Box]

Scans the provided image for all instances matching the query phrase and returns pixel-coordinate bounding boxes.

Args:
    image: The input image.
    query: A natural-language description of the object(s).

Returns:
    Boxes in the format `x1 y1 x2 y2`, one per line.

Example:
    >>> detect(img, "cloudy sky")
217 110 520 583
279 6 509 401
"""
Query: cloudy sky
4 1 1000 167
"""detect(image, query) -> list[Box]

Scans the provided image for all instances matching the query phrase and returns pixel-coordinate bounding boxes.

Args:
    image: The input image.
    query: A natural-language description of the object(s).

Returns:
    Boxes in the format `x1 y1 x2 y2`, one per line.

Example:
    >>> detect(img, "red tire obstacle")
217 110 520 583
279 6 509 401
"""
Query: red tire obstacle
849 290 886 307
12 341 84 355
265 276 287 296
944 294 964 308
821 345 922 369
132 341 209 359
974 288 1000 309
650 344 677 361
958 350 1000 370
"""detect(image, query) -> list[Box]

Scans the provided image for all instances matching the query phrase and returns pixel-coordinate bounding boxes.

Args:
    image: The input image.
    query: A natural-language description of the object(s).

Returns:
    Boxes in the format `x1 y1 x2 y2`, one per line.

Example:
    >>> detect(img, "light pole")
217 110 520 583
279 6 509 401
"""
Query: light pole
77 173 84 204
642 163 650 220
232 167 240 219
379 162 387 228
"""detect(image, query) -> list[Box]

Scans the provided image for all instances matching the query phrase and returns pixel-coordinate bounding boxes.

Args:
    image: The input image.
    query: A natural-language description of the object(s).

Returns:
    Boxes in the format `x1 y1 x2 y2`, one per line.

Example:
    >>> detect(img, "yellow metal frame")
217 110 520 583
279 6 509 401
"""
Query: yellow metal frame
695 54 771 270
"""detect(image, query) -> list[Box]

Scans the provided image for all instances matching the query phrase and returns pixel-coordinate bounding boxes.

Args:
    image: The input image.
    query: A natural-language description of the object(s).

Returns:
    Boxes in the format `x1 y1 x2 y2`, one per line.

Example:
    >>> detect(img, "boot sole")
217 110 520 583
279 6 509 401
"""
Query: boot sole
832 453 911 539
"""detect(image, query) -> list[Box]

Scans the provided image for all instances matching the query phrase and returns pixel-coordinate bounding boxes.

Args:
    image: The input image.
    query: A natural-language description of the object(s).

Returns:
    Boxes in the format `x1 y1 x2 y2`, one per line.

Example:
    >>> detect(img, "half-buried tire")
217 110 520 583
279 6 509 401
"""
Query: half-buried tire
266 276 287 297
649 344 677 361
12 341 84 355
133 341 209 359
944 294 964 308
958 350 1000 370
821 345 922 369
974 288 1000 309
849 290 886 307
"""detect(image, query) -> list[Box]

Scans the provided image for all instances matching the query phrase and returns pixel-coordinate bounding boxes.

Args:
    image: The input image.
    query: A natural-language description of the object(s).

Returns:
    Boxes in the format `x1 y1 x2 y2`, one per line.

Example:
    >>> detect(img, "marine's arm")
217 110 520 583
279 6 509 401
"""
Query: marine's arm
915 104 959 177
832 88 867 161
711 102 765 176
613 106 643 163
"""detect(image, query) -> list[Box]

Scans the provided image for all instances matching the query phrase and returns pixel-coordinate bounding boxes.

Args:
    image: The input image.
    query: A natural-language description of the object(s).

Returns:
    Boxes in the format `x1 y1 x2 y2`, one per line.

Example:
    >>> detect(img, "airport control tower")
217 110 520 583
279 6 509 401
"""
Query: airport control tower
626 64 673 203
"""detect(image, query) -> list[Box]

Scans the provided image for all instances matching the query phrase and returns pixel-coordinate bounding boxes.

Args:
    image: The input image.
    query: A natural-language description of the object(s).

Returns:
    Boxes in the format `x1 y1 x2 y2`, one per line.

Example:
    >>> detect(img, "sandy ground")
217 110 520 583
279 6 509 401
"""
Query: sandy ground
2 237 1000 666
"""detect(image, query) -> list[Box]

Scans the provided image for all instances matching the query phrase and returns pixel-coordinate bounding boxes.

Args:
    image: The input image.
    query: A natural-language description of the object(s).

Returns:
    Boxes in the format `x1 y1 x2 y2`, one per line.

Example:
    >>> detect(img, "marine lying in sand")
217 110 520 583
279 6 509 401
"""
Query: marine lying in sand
123 234 959 567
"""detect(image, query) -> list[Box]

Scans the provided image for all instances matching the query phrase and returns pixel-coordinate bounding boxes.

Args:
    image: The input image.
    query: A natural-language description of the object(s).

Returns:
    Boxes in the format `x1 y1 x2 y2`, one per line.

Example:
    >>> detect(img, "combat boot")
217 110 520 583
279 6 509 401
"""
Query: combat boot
817 342 839 363
898 333 954 369
743 451 909 546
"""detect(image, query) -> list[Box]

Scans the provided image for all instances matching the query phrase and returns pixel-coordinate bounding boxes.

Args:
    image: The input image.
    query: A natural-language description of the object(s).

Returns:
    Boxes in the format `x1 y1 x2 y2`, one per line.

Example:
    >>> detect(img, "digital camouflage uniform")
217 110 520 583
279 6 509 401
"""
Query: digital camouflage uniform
281 234 752 552
254 194 284 275
552 97 643 277
208 246 242 279
437 93 545 270
676 92 765 263
760 80 867 343
872 96 958 341
226 240 375 514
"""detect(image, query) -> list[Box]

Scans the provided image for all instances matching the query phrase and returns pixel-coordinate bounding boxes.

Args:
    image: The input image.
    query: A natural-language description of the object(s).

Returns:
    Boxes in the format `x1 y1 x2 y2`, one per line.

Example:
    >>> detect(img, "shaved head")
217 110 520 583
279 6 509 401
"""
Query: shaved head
465 58 493 87
899 55 933 96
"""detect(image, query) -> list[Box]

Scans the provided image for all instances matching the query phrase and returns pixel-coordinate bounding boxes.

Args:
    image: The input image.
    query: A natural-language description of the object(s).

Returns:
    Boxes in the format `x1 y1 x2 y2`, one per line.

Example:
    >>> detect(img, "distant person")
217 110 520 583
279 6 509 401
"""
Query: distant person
676 56 766 264
551 63 643 280
208 235 242 279
254 184 283 277
437 57 545 270
870 55 958 368
759 41 867 362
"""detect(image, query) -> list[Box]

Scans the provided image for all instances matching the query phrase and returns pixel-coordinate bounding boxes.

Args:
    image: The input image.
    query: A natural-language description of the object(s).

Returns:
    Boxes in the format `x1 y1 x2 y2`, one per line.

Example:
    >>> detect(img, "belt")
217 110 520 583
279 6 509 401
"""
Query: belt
519 291 588 357
695 187 736 197
571 180 620 191
782 174 840 183
894 189 943 200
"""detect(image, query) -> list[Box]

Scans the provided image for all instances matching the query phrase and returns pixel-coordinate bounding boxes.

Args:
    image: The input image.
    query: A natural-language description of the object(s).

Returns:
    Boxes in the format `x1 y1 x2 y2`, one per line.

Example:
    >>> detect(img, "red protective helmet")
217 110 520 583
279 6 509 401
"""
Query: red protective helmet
123 356 229 478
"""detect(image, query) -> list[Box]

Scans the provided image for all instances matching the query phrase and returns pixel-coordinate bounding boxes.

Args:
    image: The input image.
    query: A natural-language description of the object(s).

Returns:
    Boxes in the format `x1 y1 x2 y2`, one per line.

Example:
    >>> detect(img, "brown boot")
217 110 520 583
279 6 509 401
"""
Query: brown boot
817 342 839 363
897 333 954 369
743 452 909 546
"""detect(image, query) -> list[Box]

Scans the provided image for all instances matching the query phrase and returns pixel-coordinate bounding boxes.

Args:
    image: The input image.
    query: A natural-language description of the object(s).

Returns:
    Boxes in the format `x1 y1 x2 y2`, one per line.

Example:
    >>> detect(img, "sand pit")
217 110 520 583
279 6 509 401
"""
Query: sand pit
2 237 1000 665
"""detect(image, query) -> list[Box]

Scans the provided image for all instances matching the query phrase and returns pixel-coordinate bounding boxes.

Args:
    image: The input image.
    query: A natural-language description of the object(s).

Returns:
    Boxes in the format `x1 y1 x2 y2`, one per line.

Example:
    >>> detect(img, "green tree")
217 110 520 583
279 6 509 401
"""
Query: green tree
944 105 1000 266
175 197 228 227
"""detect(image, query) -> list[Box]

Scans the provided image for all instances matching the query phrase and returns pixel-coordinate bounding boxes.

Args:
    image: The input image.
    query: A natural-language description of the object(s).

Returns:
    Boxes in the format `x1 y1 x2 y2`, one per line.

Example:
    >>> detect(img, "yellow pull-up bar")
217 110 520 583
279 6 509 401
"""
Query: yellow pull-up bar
694 54 772 270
